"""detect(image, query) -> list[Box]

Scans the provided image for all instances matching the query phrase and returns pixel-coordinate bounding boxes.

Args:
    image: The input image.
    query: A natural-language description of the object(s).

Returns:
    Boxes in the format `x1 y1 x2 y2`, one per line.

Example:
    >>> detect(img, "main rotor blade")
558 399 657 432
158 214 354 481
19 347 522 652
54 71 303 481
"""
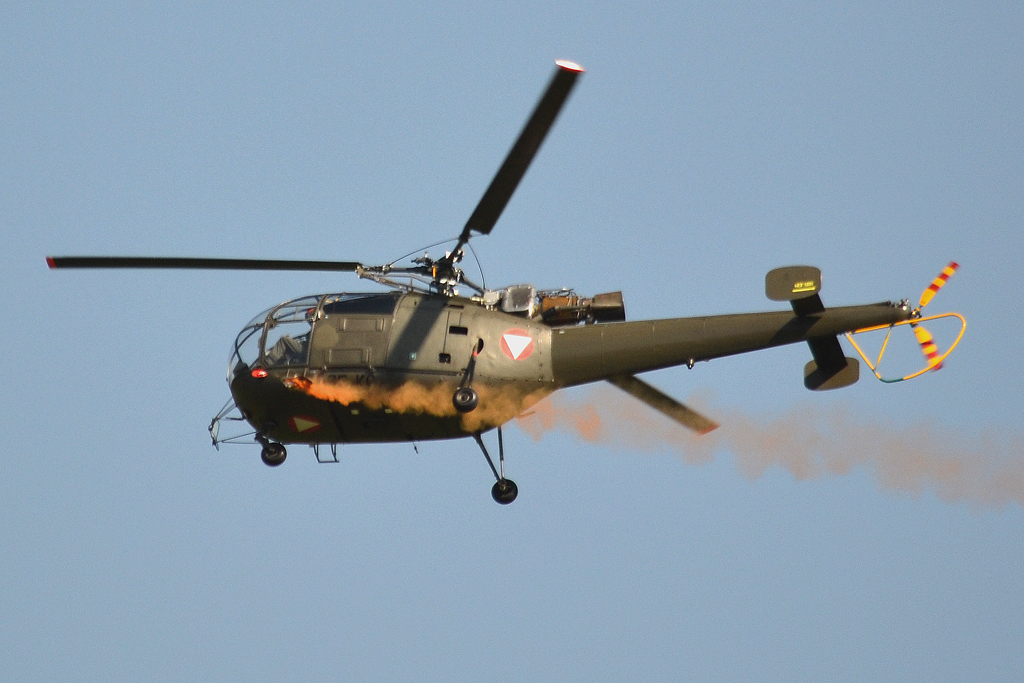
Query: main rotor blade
459 60 584 245
46 256 362 272
607 374 719 435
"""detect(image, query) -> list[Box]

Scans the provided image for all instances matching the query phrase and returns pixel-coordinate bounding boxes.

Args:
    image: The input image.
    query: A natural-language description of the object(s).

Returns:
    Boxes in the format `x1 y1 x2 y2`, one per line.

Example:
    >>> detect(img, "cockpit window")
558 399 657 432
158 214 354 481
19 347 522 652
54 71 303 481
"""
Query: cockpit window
269 296 321 324
230 325 263 375
243 305 276 330
229 293 401 381
262 296 320 368
229 305 275 379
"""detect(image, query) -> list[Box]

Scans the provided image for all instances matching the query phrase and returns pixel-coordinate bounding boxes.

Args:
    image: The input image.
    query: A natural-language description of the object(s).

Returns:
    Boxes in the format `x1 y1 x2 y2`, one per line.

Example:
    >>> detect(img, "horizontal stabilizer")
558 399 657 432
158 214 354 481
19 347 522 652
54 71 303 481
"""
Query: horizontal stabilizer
804 356 860 390
607 374 718 434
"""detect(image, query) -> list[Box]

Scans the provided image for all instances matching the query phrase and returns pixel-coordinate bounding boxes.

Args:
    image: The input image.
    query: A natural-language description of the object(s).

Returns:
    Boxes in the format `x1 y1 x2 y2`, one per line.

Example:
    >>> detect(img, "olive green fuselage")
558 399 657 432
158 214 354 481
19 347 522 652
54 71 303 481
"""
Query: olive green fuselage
230 292 909 445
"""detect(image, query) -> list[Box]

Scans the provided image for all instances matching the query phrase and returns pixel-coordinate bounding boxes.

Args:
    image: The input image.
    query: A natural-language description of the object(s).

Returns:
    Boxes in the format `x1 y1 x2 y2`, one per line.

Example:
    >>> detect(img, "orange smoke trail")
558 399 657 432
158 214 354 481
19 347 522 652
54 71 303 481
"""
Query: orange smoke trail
293 377 551 433
515 385 1024 508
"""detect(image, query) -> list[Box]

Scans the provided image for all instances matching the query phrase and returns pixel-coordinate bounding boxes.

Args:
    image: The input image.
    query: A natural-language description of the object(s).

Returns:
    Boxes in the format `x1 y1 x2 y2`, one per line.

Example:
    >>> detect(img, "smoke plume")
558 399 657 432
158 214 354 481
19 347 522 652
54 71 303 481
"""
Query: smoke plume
515 385 1024 508
292 376 550 433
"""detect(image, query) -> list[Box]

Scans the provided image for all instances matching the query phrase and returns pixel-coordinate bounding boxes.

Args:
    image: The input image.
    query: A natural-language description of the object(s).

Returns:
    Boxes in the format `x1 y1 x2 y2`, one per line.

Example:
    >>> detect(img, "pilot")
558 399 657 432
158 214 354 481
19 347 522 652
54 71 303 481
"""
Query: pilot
266 333 308 365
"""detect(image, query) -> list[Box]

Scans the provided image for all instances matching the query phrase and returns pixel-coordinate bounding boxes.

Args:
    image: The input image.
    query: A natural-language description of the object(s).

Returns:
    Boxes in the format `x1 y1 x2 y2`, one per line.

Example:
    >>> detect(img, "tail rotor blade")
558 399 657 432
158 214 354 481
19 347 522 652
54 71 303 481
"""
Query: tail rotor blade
913 324 944 371
912 261 959 371
919 261 959 308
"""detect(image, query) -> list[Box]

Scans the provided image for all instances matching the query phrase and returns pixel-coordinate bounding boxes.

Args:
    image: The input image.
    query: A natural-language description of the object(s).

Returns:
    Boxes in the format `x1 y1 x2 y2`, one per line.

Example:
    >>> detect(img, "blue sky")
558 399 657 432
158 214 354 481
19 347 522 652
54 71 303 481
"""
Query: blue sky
3 2 1022 681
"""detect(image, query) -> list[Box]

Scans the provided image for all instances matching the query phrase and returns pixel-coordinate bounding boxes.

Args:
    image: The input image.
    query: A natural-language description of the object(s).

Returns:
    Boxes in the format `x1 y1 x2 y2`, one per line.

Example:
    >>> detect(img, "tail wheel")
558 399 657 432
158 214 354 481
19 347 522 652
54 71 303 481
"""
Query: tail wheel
474 429 518 505
491 479 518 505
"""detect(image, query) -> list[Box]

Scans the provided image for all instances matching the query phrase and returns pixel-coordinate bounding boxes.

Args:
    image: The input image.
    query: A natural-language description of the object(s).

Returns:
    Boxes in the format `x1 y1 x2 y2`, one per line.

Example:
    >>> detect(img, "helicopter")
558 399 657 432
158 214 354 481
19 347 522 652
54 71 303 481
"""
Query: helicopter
47 60 965 504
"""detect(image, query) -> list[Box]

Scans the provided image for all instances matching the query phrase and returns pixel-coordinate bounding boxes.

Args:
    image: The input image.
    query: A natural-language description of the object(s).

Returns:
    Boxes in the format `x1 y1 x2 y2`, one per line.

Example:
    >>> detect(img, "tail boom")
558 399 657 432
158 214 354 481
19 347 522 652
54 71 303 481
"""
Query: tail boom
551 302 911 387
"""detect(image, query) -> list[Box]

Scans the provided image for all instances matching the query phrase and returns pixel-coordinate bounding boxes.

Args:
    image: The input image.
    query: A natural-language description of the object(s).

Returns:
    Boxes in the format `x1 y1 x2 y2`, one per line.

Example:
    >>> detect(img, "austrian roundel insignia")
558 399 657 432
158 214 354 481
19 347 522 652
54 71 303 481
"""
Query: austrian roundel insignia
500 329 535 361
288 415 322 433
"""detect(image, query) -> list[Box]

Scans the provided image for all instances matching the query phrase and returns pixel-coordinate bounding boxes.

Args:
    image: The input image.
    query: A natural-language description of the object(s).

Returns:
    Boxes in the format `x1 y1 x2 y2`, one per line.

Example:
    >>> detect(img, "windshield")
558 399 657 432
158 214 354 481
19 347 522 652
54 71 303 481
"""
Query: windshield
227 297 319 379
228 305 274 380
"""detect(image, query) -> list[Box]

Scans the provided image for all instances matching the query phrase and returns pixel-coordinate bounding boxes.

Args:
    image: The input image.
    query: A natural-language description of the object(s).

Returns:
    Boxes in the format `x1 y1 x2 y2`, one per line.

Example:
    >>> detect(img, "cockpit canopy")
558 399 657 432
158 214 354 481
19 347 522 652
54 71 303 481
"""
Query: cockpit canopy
229 292 401 380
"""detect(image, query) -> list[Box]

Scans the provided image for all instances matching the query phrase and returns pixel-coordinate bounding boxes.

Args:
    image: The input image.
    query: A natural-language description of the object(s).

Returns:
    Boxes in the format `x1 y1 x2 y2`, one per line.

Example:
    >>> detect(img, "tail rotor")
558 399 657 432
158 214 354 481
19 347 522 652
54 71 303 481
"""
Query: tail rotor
845 261 966 383
911 261 959 372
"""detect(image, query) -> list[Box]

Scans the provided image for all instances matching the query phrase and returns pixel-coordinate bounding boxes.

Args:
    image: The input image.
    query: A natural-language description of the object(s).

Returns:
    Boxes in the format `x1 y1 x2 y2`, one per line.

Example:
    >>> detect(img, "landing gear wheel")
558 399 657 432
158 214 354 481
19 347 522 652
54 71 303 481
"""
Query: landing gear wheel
261 442 287 467
491 478 518 505
453 387 479 413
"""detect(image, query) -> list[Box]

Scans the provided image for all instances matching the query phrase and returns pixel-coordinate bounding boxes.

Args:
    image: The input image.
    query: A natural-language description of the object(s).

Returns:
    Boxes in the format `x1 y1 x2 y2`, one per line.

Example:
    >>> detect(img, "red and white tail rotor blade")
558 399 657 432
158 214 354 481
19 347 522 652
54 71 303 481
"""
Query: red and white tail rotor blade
919 261 959 308
913 325 944 371
912 261 960 372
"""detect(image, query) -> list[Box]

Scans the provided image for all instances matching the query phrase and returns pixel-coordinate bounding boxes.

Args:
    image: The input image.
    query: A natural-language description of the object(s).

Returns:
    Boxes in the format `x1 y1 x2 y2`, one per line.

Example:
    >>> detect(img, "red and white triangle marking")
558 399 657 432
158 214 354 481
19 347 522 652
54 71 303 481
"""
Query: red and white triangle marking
288 415 322 433
500 329 535 360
